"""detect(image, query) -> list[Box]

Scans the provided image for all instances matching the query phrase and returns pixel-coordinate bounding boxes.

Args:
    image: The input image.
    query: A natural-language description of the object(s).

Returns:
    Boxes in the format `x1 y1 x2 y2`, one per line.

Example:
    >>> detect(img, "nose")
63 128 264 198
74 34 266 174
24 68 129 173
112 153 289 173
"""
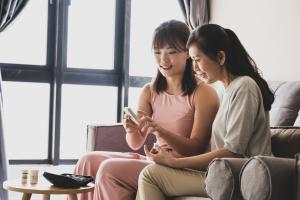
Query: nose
160 52 170 65
192 61 201 73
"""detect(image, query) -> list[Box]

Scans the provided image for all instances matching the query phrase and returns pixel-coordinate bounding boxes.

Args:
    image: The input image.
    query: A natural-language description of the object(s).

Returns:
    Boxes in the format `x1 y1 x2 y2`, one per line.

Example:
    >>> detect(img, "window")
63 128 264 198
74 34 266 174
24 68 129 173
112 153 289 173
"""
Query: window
67 0 116 69
0 0 187 165
60 84 118 159
3 82 50 159
0 0 48 65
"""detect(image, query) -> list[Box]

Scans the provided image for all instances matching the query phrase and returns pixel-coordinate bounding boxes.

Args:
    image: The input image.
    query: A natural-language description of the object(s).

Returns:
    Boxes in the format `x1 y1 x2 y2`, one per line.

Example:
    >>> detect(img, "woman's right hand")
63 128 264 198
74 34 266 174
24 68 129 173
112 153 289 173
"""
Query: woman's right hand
123 114 140 135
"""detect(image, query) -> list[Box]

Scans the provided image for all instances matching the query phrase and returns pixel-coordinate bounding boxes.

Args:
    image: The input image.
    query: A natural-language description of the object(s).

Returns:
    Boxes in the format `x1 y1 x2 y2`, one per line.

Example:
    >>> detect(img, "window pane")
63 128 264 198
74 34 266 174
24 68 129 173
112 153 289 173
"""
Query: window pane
67 0 115 69
0 0 47 65
2 82 50 159
128 87 142 112
129 0 184 76
60 84 118 159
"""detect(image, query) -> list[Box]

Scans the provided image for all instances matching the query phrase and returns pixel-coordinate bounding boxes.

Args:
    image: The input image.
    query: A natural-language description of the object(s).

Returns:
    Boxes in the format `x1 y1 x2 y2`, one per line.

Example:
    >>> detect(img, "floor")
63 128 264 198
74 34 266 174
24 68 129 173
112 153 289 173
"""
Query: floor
7 164 75 200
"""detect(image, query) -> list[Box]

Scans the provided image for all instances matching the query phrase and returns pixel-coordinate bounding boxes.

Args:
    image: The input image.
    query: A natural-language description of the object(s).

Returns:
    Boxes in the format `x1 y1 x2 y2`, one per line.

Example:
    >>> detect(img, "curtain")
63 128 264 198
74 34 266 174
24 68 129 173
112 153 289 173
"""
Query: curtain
0 0 30 32
178 0 210 30
0 1 29 199
0 72 7 200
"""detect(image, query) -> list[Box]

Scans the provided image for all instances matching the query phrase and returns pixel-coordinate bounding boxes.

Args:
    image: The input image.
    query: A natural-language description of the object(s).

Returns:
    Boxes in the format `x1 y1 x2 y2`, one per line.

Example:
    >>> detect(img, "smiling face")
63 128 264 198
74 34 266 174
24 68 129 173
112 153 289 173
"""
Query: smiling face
154 45 188 78
188 44 223 84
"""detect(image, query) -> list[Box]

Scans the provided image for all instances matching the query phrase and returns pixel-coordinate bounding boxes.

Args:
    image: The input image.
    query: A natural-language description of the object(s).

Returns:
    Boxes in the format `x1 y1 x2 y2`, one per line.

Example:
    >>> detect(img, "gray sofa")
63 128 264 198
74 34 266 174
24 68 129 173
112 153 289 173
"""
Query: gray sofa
86 81 300 200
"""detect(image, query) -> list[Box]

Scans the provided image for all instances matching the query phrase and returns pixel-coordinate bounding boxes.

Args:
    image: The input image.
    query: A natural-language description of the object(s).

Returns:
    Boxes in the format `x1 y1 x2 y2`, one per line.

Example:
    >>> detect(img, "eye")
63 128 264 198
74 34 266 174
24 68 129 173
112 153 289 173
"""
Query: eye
154 51 160 55
168 51 177 54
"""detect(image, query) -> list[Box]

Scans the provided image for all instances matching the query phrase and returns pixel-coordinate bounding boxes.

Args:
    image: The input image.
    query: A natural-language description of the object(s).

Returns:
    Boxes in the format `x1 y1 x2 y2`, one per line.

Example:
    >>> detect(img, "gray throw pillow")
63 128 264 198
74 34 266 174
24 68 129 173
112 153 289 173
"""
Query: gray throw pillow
205 158 247 200
240 156 296 200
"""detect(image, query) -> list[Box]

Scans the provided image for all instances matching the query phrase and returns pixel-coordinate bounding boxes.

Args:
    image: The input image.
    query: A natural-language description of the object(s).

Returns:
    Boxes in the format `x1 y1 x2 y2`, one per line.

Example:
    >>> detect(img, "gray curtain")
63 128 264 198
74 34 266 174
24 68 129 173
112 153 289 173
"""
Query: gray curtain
178 0 210 29
0 0 30 199
0 72 7 200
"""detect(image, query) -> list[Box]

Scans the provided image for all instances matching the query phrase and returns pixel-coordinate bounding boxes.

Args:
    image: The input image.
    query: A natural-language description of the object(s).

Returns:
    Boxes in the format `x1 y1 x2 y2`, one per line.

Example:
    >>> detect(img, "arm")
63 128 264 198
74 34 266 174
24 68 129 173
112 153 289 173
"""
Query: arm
173 148 241 170
125 84 152 150
140 83 219 156
145 146 241 170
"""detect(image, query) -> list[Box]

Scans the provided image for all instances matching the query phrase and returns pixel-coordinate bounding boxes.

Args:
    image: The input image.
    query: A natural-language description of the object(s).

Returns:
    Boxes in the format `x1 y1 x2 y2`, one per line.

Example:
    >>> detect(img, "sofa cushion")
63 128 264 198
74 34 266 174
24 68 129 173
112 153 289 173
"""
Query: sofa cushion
240 156 296 200
269 81 300 126
271 127 300 158
205 158 247 200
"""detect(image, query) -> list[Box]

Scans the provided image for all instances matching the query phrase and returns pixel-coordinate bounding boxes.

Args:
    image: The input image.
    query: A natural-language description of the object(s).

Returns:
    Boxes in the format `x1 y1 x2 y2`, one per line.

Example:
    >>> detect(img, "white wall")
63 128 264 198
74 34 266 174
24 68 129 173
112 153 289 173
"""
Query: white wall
210 0 300 81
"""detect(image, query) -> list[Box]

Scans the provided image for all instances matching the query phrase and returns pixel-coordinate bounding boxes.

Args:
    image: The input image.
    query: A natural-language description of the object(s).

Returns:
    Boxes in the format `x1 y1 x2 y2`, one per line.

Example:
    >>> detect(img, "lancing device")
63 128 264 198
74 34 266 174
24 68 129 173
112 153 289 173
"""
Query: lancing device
124 107 139 124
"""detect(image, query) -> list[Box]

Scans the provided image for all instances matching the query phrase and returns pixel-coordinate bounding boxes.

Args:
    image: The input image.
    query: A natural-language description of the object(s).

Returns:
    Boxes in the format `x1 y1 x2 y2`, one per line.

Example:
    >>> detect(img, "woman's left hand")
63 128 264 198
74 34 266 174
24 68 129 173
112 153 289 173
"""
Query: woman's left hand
144 145 177 168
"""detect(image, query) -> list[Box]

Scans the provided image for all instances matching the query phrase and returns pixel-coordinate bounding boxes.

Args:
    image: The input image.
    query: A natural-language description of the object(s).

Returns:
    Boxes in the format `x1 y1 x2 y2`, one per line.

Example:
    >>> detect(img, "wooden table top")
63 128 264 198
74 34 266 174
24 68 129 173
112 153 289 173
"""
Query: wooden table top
3 179 94 194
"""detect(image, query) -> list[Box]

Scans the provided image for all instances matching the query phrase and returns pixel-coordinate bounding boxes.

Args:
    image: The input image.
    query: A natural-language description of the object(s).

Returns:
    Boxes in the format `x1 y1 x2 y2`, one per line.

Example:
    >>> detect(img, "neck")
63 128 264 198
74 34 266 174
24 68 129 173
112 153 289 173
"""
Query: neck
220 69 236 88
165 76 183 95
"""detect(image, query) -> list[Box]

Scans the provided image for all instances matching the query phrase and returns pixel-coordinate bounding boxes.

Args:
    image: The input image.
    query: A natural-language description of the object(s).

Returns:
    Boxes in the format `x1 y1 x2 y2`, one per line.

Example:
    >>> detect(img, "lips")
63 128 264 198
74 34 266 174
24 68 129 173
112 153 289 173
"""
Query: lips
160 65 172 70
195 73 208 79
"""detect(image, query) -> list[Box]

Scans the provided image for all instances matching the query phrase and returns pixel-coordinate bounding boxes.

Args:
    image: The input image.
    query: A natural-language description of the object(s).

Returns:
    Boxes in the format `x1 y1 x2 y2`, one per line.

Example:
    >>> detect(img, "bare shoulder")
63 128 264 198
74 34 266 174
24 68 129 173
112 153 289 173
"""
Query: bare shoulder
138 83 153 103
193 82 219 106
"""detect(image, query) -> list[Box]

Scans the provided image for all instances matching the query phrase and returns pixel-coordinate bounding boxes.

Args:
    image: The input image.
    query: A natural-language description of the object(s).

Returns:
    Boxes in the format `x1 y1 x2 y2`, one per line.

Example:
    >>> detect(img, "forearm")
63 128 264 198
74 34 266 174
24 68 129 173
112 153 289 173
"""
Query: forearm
172 149 240 170
158 129 206 156
126 131 147 150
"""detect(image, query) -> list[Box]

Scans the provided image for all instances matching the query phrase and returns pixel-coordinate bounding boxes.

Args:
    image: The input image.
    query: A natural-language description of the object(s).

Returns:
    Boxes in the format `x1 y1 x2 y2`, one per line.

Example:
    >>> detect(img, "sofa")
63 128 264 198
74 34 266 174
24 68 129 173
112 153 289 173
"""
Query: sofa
86 81 300 200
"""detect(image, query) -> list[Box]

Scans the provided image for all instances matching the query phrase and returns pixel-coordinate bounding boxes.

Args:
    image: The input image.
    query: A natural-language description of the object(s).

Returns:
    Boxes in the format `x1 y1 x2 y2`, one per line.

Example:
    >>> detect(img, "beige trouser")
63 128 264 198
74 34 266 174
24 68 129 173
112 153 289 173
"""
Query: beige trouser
136 164 208 200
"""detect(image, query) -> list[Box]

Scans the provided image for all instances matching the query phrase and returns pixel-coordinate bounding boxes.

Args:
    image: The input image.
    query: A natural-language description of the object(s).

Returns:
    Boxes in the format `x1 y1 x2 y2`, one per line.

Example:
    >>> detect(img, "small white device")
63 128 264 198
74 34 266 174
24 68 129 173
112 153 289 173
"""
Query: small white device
124 107 139 124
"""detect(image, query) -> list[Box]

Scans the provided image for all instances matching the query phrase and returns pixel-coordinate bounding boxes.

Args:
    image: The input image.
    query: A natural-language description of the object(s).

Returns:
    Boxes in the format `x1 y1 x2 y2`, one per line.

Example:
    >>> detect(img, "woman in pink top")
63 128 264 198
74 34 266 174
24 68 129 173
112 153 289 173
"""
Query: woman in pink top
74 20 219 200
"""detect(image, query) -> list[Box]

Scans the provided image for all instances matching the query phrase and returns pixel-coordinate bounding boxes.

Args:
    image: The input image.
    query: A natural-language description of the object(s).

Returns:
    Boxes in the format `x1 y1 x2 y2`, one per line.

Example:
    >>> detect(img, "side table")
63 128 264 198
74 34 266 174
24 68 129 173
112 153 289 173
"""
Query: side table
3 179 94 200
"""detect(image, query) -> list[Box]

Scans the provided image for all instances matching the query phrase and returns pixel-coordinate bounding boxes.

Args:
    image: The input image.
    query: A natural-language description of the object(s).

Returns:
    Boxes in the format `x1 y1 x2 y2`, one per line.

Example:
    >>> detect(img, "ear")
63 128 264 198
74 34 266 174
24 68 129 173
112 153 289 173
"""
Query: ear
217 51 226 66
186 51 190 60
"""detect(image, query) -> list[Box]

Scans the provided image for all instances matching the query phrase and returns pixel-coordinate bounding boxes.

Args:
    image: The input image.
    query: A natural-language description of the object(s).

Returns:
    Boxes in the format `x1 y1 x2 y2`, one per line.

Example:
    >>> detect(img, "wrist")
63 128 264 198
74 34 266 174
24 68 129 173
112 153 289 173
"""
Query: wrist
170 157 181 168
156 127 167 138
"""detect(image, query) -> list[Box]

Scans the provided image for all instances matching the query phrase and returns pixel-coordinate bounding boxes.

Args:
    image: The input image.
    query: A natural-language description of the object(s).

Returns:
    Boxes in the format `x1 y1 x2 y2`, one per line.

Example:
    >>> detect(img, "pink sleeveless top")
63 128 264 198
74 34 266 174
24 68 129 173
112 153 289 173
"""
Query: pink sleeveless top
151 89 196 157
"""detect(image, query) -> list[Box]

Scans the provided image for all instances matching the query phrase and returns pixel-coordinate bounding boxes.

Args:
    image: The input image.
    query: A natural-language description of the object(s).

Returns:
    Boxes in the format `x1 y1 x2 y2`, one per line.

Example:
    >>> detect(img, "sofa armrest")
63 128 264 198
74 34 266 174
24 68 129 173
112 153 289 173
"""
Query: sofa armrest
205 158 248 200
240 156 296 200
86 123 156 156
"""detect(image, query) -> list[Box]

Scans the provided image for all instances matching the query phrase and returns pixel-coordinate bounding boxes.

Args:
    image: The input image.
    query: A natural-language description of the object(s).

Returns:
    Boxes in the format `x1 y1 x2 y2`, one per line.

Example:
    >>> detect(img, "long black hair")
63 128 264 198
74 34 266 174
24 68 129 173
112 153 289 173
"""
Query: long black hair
152 20 197 96
187 24 274 111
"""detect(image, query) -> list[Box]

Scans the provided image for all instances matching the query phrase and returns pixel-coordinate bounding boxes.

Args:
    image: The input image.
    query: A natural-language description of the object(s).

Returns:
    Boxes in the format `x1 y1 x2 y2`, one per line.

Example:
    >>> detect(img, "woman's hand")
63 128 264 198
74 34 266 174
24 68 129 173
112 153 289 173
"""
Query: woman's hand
138 110 164 137
144 145 177 168
123 114 139 135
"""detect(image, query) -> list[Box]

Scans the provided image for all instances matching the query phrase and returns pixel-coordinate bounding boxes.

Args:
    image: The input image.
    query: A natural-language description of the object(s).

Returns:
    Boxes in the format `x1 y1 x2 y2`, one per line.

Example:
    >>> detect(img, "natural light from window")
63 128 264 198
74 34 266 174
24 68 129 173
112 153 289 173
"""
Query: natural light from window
0 0 47 65
129 0 184 77
60 84 118 159
67 0 115 69
2 82 50 159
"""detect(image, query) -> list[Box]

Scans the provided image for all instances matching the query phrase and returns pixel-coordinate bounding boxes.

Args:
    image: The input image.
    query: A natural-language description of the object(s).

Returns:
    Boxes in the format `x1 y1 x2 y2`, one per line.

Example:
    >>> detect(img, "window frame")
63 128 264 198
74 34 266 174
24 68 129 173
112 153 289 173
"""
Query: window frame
1 0 156 165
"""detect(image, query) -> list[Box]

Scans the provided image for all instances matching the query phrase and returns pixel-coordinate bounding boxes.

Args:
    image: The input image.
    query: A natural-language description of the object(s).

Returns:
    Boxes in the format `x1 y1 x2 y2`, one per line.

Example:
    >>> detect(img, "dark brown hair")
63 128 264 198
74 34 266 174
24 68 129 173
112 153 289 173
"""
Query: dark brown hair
152 20 197 96
187 24 274 111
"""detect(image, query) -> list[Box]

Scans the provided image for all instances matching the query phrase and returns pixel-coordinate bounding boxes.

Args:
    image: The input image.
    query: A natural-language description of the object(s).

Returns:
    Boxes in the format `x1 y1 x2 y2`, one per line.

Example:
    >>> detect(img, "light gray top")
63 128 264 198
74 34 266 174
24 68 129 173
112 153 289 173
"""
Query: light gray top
212 76 272 157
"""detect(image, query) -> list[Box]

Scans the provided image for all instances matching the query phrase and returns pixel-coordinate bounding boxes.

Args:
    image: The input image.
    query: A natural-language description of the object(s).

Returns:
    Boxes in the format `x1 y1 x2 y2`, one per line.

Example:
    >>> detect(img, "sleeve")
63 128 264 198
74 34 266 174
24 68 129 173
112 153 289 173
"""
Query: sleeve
224 90 260 155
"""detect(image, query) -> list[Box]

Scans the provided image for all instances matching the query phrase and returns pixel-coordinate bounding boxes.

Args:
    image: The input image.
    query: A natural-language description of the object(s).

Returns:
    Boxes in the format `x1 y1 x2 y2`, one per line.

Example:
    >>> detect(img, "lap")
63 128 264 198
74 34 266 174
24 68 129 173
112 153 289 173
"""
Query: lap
142 164 208 197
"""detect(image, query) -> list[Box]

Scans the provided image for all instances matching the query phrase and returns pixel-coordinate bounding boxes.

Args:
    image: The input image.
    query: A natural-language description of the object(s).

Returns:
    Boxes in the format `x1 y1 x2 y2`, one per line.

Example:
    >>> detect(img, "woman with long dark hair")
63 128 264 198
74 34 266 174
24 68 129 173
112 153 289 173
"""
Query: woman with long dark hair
74 20 219 200
136 24 274 199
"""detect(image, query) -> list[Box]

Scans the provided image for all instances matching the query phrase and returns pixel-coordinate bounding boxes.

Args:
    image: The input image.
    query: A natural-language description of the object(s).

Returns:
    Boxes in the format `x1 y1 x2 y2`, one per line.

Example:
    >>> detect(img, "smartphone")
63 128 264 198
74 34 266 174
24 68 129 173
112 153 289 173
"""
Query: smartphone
124 107 139 124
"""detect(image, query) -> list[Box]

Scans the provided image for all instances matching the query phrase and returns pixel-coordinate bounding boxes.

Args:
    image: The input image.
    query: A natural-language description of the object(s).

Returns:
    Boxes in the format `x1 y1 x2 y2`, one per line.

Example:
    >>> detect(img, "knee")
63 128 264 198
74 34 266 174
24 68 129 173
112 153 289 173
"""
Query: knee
75 152 107 174
96 159 120 182
139 164 163 184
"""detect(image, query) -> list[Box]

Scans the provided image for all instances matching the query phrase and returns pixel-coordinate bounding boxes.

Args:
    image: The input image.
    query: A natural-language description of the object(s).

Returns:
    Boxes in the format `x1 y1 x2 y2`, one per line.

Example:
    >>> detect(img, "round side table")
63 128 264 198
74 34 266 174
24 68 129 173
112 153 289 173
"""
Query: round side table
3 179 94 200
